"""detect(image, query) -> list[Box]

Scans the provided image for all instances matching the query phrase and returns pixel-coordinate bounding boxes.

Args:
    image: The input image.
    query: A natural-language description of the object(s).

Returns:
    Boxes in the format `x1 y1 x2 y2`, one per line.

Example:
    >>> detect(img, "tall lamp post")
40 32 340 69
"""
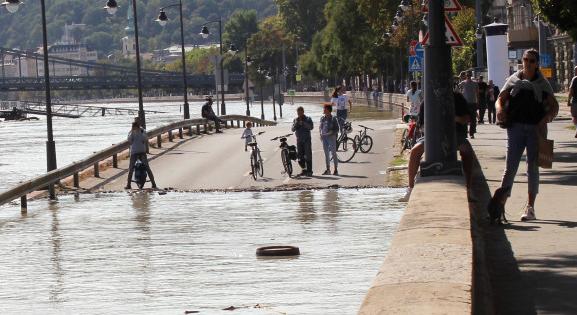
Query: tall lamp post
155 0 190 119
475 0 485 69
3 0 57 199
200 19 227 115
229 42 253 116
104 0 146 129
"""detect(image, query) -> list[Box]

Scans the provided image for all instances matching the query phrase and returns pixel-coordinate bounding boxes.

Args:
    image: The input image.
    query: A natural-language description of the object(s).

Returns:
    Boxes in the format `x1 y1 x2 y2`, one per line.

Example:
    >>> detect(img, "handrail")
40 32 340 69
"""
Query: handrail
0 115 276 210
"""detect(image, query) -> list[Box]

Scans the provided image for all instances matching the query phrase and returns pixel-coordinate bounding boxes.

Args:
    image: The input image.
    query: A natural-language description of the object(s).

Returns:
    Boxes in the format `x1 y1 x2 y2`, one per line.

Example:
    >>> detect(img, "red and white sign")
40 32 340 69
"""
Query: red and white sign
422 0 462 12
421 15 463 46
409 40 418 56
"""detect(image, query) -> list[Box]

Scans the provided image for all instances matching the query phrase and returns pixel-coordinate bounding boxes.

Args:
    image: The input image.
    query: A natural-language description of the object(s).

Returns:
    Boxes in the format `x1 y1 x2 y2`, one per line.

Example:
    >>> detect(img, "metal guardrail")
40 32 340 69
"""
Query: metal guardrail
349 91 408 115
0 115 276 212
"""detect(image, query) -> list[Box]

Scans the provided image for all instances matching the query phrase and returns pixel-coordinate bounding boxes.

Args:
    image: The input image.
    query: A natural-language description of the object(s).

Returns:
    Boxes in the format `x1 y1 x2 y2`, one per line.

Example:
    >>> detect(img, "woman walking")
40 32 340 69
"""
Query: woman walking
320 104 340 175
490 49 559 221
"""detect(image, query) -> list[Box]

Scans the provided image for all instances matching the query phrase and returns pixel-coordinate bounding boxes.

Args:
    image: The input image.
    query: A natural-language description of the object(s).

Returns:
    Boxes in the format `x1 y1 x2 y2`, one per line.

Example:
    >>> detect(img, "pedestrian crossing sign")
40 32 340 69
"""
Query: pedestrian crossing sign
409 56 423 72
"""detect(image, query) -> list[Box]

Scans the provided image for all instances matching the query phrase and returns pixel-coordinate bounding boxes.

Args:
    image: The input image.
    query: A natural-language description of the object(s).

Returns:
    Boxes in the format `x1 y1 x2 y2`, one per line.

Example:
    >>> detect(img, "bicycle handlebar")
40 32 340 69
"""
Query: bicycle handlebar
358 124 374 130
270 133 293 141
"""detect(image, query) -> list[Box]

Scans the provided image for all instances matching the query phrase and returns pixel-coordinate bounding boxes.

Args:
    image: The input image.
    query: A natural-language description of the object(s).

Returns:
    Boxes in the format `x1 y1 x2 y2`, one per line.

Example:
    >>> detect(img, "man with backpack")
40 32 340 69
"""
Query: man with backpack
126 121 157 189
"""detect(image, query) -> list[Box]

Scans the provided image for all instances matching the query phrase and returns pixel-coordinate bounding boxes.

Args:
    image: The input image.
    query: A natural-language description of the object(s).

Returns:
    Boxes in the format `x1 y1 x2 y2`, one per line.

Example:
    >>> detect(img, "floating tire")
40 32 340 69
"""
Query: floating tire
256 246 300 257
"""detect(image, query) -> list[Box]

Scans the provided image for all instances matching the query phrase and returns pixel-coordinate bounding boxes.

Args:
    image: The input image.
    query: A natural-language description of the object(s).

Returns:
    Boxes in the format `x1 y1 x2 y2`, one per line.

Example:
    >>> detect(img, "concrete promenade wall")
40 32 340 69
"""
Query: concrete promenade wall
358 175 474 314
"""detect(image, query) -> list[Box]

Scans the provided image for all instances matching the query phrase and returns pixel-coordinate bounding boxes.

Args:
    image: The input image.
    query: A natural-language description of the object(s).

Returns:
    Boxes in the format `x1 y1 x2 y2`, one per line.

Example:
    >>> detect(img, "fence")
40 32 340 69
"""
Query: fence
0 115 276 212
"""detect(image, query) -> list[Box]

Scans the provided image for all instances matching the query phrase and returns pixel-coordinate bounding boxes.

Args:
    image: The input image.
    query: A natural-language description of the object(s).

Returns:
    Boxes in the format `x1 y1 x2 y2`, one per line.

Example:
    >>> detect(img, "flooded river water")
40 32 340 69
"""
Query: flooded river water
0 188 404 314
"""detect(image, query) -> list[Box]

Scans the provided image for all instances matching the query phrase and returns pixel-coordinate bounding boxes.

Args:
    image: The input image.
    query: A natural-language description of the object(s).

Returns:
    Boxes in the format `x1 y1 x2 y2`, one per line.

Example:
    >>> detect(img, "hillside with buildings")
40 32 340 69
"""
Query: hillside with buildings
0 0 275 56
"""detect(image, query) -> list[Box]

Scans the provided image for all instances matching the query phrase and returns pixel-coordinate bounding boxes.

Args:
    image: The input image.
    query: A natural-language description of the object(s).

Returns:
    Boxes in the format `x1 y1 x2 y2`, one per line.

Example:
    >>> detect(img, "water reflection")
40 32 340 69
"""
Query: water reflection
322 190 340 230
49 201 64 303
131 192 152 296
297 190 316 224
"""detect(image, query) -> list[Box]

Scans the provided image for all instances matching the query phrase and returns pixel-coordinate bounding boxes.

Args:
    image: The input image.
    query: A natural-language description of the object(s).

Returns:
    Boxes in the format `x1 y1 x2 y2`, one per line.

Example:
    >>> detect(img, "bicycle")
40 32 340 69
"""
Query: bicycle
335 121 358 163
271 133 297 177
247 131 265 180
354 124 374 153
400 114 422 153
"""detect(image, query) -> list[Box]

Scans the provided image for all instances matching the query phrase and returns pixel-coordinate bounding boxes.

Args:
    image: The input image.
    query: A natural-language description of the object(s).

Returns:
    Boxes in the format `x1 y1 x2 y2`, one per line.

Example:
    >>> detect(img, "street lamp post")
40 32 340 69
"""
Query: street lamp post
156 0 190 119
475 0 485 69
3 0 57 198
245 53 252 116
200 19 226 115
104 0 146 129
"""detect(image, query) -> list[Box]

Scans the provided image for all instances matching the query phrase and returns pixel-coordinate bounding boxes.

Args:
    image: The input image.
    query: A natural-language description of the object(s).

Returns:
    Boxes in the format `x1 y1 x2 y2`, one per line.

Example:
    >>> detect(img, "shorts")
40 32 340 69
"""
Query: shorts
571 103 577 118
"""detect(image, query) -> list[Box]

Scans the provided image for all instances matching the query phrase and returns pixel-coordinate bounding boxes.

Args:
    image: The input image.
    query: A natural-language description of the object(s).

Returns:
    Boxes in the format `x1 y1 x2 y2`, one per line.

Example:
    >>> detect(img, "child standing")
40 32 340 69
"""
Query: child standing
241 121 254 151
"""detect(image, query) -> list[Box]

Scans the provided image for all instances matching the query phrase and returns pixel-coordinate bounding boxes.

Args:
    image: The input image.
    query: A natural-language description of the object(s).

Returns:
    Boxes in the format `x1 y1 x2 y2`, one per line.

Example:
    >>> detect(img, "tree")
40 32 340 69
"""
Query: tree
223 9 259 50
451 7 477 74
533 0 577 40
275 0 327 45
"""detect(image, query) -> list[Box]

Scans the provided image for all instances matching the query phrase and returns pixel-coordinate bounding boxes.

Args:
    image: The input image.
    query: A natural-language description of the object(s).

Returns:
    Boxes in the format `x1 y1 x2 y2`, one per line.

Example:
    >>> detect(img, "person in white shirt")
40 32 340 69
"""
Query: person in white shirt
330 86 352 132
405 81 422 116
241 121 254 151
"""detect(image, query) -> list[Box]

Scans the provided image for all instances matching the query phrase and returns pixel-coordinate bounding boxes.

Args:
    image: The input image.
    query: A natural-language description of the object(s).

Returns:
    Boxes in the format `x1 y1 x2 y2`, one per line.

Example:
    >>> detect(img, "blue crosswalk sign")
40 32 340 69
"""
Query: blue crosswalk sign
540 53 552 67
409 56 423 72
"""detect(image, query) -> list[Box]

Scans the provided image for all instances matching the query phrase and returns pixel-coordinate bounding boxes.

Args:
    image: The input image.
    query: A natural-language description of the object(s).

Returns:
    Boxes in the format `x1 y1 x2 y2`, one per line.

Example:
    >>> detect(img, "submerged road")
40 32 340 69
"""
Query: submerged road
85 119 397 192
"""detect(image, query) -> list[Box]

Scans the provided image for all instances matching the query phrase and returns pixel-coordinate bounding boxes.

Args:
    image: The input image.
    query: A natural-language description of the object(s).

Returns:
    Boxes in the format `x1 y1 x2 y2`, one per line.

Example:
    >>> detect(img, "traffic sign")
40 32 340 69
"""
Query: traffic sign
422 0 462 12
540 53 552 67
415 43 424 59
409 40 418 56
421 15 463 46
541 67 553 78
409 56 423 72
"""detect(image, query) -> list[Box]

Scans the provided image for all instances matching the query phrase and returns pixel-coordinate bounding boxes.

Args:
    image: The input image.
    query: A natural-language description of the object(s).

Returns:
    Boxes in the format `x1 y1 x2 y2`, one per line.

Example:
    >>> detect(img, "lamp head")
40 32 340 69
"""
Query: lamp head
104 0 118 15
200 26 210 39
156 10 168 26
399 0 410 12
2 0 21 14
228 44 238 55
475 24 483 39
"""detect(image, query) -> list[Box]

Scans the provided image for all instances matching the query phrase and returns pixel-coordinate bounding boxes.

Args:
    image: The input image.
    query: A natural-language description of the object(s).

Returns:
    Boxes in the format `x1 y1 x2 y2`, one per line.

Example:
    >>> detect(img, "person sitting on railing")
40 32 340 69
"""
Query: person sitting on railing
201 95 224 133
125 122 157 189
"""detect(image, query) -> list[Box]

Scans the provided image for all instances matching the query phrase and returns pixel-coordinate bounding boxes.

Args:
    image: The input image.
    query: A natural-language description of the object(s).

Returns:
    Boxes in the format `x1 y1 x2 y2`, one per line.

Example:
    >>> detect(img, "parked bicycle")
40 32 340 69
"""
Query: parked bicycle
400 114 422 153
336 121 358 163
354 124 374 153
248 131 265 180
271 133 297 177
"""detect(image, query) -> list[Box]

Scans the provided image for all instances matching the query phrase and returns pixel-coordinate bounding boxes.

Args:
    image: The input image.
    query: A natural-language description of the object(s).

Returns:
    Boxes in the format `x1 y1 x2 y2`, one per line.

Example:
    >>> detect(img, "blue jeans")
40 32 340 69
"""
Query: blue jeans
321 135 338 170
500 123 539 196
336 109 347 133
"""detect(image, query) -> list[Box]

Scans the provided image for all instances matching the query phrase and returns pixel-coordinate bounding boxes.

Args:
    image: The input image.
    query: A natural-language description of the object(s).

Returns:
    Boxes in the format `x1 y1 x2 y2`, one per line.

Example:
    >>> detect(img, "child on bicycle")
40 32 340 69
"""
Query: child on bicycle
241 121 254 151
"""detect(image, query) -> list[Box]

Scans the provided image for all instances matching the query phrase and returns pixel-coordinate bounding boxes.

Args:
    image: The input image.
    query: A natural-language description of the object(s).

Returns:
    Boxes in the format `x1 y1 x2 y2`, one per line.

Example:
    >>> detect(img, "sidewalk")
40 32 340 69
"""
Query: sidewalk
471 118 577 314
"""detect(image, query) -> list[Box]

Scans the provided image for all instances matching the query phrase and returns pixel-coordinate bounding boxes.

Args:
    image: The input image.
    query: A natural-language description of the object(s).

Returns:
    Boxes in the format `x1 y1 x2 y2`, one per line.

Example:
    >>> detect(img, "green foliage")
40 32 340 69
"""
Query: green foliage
275 0 327 45
223 9 259 51
533 0 577 40
247 16 297 84
451 7 477 74
0 0 275 57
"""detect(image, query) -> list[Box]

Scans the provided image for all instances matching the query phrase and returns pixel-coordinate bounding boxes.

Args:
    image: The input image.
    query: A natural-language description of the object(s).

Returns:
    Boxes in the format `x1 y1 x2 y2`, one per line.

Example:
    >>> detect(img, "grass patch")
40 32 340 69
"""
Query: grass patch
390 154 408 167
567 124 576 130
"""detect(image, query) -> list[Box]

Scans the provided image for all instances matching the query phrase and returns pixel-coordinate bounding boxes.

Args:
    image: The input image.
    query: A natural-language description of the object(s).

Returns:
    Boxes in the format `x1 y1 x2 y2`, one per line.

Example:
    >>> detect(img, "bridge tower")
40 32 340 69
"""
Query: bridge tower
122 2 136 58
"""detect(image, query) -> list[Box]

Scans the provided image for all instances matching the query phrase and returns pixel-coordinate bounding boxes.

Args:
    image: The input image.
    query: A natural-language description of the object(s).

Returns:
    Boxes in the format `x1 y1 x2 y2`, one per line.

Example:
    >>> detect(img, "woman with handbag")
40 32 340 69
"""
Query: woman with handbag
491 48 559 221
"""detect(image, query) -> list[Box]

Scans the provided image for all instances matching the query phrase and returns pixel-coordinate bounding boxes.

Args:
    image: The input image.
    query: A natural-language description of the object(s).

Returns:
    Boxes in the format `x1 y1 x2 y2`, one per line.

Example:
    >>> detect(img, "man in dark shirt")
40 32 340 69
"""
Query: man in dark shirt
477 76 489 124
201 96 224 133
292 106 314 176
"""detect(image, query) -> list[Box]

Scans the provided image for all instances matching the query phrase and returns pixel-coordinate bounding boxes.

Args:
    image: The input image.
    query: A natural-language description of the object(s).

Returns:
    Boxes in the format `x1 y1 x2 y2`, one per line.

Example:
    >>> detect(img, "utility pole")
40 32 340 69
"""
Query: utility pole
420 0 461 177
475 0 485 69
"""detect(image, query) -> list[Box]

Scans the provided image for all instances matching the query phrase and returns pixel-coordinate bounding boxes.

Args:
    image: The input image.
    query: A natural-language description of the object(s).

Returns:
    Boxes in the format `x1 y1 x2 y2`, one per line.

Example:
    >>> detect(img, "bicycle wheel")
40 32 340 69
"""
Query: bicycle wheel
359 135 373 153
400 129 408 151
250 151 258 180
257 149 264 177
336 136 357 163
281 149 293 177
